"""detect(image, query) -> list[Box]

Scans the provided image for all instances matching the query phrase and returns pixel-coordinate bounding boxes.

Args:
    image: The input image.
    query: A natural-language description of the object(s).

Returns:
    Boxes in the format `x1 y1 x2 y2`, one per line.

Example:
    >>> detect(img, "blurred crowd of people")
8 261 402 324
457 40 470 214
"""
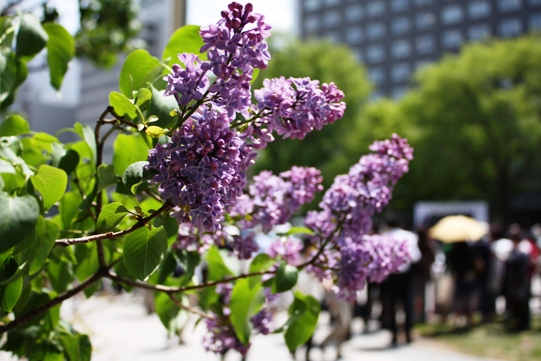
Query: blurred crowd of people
303 220 541 360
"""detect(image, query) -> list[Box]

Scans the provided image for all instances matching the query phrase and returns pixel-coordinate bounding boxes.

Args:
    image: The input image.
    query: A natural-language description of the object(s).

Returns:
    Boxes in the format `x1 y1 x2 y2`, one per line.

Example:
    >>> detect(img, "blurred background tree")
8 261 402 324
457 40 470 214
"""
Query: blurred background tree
1 0 142 68
253 35 372 193
350 35 541 223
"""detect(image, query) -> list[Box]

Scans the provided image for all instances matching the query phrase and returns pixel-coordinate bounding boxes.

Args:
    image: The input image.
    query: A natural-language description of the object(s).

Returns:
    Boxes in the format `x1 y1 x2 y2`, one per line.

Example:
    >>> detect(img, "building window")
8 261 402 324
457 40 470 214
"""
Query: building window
392 39 411 58
304 15 320 33
346 4 363 22
416 34 435 54
391 0 409 12
324 0 340 5
416 12 436 29
498 0 523 12
499 18 522 36
392 17 411 34
442 29 463 49
369 66 385 85
391 63 410 82
391 86 408 99
530 0 541 5
304 0 320 12
468 1 491 19
367 1 385 17
353 49 363 62
367 22 386 40
441 5 464 24
414 0 433 7
416 59 432 70
366 45 385 63
346 27 363 44
324 10 341 28
469 24 491 40
326 31 341 43
530 13 541 29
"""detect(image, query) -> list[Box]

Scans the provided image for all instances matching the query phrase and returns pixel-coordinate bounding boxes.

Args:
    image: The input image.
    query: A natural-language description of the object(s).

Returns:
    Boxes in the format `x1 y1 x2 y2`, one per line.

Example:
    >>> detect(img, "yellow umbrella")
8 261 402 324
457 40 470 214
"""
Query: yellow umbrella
428 215 488 243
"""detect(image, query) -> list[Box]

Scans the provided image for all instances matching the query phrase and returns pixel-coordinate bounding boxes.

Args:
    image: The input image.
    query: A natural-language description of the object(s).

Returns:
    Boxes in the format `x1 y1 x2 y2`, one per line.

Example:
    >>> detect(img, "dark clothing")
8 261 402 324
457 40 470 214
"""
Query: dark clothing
503 248 530 331
446 242 478 318
380 270 414 344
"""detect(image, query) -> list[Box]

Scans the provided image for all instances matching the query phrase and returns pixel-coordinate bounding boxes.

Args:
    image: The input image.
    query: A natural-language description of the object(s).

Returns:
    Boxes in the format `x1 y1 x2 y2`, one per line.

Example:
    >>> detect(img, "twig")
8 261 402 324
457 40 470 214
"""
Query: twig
168 294 214 320
55 202 173 246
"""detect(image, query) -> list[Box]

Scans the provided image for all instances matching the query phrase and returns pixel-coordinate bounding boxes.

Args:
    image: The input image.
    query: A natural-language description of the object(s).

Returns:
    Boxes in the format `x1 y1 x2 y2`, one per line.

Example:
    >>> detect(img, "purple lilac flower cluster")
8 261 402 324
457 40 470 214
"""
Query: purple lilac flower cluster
267 237 303 265
147 107 255 232
232 166 323 233
164 2 271 117
304 134 414 300
253 77 346 140
203 318 249 356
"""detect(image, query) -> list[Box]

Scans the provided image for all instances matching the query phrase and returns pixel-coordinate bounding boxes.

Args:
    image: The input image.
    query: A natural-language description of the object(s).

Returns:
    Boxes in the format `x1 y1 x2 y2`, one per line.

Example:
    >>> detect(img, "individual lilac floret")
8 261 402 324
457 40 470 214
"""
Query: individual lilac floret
268 237 303 265
164 53 210 106
254 76 346 140
231 167 324 233
203 317 250 356
147 107 255 232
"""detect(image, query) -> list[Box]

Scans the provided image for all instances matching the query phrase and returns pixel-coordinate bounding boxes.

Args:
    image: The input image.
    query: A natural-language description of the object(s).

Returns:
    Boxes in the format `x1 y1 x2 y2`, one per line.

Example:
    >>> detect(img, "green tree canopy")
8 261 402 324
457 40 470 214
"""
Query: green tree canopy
253 36 372 191
355 35 541 222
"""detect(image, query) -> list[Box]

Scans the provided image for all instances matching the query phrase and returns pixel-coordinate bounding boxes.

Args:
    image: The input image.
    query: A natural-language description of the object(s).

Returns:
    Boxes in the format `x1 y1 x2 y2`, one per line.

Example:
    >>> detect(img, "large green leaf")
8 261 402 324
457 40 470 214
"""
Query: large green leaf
206 246 234 281
15 14 48 59
146 85 178 129
230 278 263 345
154 292 180 330
248 253 275 287
162 25 207 67
30 164 67 210
119 49 162 97
0 114 30 136
0 257 23 312
283 292 320 353
59 192 82 230
50 143 79 175
272 262 298 293
112 133 150 175
122 160 151 194
74 243 98 282
0 193 39 253
109 91 138 119
123 226 167 281
27 219 58 275
73 122 96 164
97 164 117 193
59 333 91 361
96 202 129 232
47 259 74 294
43 23 74 91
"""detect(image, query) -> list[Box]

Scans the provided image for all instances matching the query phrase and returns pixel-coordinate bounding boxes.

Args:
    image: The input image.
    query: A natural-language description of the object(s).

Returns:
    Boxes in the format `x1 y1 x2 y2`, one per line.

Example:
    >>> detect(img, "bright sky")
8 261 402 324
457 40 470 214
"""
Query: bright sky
186 0 296 34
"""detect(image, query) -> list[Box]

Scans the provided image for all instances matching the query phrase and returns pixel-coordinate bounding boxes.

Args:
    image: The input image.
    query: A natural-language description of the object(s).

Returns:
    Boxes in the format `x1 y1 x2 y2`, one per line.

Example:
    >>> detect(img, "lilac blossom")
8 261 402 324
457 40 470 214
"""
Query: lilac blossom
268 237 303 266
253 77 346 140
164 53 209 106
203 318 249 355
231 167 323 233
147 107 255 232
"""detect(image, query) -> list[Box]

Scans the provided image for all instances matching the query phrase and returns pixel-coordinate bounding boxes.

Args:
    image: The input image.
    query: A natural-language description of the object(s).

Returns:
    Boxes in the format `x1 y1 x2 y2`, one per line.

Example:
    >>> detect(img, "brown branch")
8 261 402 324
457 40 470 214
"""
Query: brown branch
168 294 214 320
0 271 103 334
55 202 173 247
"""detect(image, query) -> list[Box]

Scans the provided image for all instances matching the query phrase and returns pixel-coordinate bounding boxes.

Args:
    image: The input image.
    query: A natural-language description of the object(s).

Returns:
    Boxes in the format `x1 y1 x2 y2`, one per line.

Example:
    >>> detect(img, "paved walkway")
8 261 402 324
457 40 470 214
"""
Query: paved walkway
14 292 497 361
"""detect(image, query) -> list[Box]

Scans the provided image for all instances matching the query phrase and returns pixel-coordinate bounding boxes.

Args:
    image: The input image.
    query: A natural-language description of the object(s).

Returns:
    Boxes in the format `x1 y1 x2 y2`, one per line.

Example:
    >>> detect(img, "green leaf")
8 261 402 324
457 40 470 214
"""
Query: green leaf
145 85 178 129
43 23 74 91
59 192 82 230
0 257 23 312
136 87 152 107
0 51 17 104
272 262 298 294
15 14 48 59
109 91 137 119
59 333 92 361
248 253 275 287
73 123 96 164
119 49 162 97
122 161 151 194
74 243 98 282
97 164 117 193
29 219 58 275
285 227 314 236
175 250 200 286
30 164 67 210
96 202 129 232
123 226 167 281
112 133 150 175
0 114 30 136
154 292 180 330
284 292 320 353
47 260 74 293
162 25 207 67
251 68 260 85
52 147 79 176
0 192 39 253
230 278 263 345
206 246 234 281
